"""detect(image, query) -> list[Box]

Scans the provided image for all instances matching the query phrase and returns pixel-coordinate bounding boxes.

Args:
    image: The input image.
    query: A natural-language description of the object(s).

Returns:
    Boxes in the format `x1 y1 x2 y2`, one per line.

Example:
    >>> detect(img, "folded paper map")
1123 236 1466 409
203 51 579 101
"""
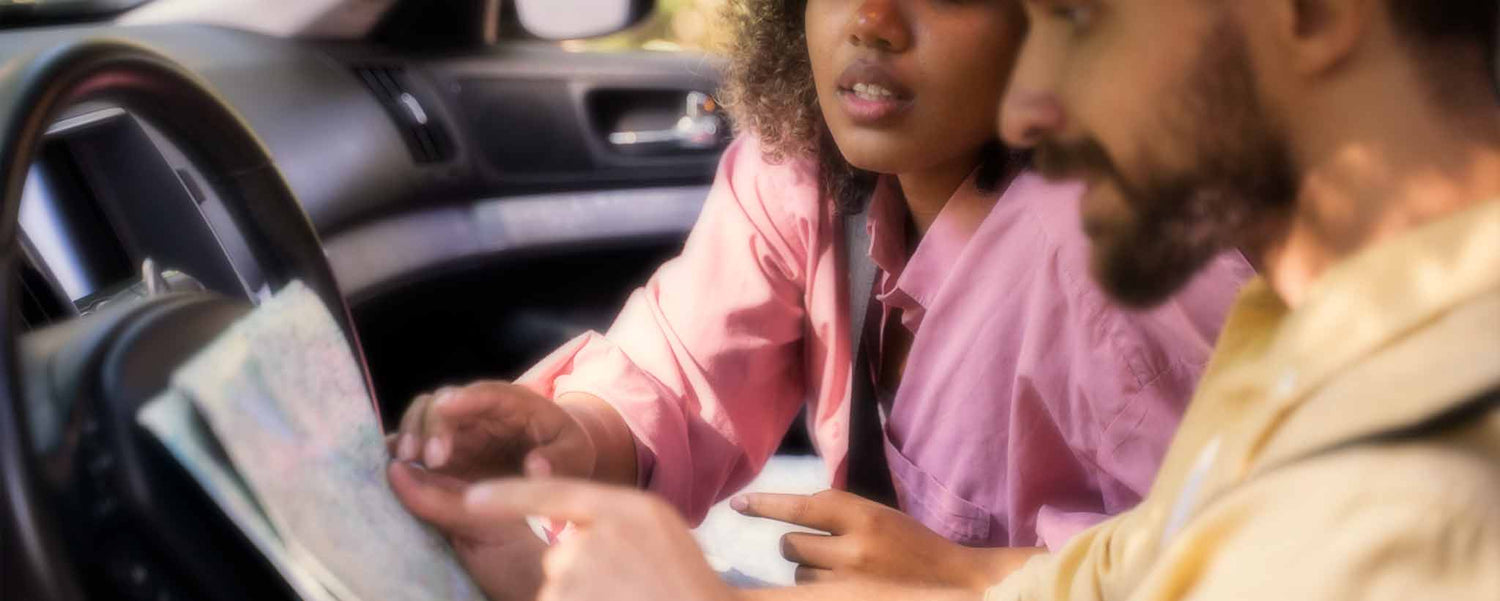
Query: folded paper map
138 281 483 601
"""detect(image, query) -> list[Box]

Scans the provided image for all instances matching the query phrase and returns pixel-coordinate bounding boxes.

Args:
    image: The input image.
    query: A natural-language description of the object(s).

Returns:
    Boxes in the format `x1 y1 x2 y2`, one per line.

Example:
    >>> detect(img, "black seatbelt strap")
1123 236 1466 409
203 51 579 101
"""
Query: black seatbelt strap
1285 384 1499 464
842 208 899 507
1189 383 1499 528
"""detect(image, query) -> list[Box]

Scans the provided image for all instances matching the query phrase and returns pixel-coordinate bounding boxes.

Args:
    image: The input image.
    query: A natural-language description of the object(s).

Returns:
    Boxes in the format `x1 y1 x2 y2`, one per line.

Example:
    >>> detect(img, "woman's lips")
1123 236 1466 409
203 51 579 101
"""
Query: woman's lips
834 60 914 125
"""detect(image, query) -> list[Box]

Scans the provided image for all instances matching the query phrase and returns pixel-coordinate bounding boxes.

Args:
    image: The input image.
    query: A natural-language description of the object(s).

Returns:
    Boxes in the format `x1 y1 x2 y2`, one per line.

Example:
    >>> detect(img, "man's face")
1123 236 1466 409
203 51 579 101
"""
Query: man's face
1000 0 1296 307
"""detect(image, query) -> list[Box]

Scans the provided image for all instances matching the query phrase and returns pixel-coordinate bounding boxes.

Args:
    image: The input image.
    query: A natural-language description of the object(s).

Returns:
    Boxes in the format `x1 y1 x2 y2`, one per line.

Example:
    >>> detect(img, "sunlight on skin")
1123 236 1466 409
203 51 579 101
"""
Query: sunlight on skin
1266 134 1500 309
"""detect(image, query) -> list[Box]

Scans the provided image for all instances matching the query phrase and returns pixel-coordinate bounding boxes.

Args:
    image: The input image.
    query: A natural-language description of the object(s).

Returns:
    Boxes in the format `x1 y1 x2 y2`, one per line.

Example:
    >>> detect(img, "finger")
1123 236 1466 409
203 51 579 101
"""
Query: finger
385 433 400 458
419 386 465 468
431 381 538 422
387 461 476 534
523 453 554 478
395 393 434 462
793 565 840 585
425 382 538 469
439 382 585 475
464 477 646 527
519 424 593 479
730 492 846 533
779 532 841 569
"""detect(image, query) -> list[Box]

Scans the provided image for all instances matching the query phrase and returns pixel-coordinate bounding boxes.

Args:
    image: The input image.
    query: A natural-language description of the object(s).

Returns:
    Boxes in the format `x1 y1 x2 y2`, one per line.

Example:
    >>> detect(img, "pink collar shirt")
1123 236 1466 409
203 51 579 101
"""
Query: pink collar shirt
518 136 1254 549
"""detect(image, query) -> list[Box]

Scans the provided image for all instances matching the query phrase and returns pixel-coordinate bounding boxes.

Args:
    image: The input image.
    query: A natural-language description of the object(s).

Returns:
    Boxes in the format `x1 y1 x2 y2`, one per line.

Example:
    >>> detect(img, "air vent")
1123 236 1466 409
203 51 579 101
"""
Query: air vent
17 259 70 331
353 65 455 164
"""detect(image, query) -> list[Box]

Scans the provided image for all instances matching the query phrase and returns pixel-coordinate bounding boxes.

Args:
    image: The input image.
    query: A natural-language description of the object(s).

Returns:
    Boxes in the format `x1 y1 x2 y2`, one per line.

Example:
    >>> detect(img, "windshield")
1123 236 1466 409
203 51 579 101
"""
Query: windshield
576 0 727 53
0 0 146 7
0 0 152 22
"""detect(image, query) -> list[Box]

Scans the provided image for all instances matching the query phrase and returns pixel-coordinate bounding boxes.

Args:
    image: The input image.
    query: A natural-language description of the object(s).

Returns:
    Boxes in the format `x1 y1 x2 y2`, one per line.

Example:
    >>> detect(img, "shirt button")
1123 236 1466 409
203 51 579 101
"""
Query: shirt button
1273 370 1298 399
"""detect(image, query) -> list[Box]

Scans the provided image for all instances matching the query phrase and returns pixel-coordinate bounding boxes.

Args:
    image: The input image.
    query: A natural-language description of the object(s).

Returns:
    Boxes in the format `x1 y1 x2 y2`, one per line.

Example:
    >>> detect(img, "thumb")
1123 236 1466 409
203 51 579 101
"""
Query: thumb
520 425 593 479
422 382 540 470
388 461 485 536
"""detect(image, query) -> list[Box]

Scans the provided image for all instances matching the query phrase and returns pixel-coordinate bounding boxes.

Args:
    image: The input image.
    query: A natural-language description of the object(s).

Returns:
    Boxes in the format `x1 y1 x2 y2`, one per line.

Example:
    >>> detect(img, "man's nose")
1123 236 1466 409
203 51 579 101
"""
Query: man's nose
848 0 911 53
999 40 1065 148
1001 90 1065 149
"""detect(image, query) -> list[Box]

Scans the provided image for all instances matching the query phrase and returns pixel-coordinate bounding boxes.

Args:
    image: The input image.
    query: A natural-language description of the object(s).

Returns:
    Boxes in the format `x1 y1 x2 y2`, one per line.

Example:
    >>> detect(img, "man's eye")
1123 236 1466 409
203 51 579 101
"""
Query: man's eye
1050 4 1095 29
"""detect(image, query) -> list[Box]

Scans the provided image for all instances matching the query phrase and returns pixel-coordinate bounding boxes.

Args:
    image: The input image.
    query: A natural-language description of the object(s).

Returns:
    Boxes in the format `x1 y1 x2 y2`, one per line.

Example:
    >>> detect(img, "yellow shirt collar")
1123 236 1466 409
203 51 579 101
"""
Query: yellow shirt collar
1240 198 1500 465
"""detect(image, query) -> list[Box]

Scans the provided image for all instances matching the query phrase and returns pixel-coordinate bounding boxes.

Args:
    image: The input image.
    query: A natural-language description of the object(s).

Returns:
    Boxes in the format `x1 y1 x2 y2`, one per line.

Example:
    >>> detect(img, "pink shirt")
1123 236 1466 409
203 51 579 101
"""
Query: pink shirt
518 137 1252 550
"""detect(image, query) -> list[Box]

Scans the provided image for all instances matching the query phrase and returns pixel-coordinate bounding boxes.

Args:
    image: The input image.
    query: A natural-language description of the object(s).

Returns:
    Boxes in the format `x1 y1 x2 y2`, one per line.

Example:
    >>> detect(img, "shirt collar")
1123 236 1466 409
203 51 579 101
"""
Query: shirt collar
1236 198 1500 472
865 177 909 286
864 170 996 332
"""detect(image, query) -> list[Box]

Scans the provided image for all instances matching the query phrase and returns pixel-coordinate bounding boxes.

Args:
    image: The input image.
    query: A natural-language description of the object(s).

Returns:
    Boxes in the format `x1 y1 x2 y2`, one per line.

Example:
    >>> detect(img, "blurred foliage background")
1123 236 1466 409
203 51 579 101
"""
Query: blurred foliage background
576 0 732 54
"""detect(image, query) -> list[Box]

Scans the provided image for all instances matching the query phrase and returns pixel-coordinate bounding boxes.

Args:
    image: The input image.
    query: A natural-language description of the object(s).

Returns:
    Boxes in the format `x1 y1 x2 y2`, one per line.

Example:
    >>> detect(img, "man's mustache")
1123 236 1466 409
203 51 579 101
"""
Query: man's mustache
1034 138 1118 182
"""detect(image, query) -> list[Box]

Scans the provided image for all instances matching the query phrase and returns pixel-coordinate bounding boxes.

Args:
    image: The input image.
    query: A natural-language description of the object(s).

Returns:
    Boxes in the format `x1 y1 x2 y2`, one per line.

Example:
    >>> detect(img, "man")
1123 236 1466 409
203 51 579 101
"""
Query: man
387 0 1500 599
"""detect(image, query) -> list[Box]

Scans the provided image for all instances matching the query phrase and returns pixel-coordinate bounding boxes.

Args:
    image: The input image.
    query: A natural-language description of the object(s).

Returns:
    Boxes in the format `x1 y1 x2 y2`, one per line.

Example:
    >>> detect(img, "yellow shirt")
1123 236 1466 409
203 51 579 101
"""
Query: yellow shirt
988 199 1500 601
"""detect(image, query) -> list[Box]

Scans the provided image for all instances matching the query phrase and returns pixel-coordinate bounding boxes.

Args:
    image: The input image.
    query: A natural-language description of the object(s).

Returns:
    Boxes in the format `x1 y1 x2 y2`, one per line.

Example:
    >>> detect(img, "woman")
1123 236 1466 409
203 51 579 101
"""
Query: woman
388 0 1252 593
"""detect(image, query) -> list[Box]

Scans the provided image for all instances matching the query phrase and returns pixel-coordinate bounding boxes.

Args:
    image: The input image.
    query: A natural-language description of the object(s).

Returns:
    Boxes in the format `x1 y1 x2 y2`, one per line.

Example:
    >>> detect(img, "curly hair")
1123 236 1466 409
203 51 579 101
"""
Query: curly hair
719 0 1013 214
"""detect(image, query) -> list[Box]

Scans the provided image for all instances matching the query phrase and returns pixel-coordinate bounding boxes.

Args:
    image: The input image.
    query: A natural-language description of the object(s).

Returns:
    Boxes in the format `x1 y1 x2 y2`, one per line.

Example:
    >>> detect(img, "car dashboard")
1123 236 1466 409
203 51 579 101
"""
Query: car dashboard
0 20 729 398
0 12 746 594
18 105 270 324
0 17 733 601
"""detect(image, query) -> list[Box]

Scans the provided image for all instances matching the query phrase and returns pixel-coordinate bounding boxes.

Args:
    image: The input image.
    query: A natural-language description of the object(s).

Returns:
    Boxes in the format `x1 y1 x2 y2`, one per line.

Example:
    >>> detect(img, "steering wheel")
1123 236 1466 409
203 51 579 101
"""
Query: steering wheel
0 40 371 600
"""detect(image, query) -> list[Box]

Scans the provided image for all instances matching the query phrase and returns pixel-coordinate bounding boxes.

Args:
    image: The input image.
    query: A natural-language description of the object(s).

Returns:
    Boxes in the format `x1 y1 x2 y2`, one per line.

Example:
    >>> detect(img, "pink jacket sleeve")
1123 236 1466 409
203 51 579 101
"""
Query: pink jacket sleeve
516 137 821 524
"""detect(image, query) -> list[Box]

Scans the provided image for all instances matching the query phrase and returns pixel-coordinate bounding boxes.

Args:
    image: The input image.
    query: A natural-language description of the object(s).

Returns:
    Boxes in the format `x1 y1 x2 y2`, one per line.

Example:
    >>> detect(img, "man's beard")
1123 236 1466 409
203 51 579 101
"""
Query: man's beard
1035 22 1296 308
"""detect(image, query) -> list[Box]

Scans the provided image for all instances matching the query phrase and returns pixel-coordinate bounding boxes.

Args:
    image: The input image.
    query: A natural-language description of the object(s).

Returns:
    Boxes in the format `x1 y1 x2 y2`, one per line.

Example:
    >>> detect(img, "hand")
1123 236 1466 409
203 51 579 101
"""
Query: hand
389 381 596 481
387 461 547 601
459 475 737 601
732 489 1042 590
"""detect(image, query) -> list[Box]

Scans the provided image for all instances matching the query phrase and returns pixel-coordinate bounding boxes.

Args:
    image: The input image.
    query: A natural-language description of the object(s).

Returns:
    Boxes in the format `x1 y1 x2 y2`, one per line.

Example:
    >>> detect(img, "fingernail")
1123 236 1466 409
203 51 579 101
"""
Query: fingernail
730 496 748 512
434 389 458 408
525 454 552 478
397 434 419 462
425 436 451 468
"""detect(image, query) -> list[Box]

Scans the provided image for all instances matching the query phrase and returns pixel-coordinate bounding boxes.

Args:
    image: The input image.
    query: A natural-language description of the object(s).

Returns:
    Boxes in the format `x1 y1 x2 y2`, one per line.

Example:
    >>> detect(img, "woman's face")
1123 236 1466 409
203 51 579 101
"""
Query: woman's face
805 0 1026 176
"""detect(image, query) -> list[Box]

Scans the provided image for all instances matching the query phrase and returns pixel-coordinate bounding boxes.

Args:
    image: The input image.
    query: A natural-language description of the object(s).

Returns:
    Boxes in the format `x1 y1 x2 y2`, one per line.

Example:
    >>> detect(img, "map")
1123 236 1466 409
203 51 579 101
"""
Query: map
138 281 483 601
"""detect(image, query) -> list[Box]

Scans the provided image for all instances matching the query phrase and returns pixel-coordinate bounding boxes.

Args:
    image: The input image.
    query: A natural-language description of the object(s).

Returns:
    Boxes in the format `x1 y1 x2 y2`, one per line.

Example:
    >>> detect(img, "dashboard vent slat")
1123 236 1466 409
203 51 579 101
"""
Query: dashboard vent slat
353 65 455 165
17 260 70 331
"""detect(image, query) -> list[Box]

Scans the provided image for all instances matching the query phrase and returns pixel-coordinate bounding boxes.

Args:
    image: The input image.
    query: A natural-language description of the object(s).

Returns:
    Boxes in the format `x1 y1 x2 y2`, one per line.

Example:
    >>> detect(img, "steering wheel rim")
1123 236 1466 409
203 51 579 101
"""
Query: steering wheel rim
0 39 372 599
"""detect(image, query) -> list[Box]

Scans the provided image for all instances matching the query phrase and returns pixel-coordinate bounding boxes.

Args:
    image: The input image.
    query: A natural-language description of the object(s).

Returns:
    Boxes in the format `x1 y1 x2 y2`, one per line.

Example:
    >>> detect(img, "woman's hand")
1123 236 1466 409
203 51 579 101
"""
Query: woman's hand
389 381 635 484
388 383 642 598
732 489 1043 590
460 476 738 601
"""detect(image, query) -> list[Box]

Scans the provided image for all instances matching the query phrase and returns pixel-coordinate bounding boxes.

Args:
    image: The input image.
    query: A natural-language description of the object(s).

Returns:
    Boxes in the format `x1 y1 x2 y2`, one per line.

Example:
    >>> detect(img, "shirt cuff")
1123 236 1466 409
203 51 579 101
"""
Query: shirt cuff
1035 506 1111 551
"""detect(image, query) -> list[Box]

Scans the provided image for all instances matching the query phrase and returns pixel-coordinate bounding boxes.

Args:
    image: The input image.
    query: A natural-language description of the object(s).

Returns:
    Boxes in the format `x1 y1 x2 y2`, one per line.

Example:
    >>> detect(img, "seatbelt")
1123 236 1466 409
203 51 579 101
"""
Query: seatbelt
1180 383 1500 539
841 208 900 507
1278 384 1499 466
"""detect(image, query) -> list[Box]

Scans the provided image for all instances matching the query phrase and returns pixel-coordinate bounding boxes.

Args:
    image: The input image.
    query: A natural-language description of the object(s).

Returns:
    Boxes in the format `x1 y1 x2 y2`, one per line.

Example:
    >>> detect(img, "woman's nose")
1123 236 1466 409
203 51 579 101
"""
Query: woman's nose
848 0 911 53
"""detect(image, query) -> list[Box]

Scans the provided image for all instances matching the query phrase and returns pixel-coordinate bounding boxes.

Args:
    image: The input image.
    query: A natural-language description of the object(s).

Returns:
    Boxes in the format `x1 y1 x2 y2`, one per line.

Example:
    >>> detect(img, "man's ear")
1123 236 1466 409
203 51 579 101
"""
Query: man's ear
1270 0 1376 76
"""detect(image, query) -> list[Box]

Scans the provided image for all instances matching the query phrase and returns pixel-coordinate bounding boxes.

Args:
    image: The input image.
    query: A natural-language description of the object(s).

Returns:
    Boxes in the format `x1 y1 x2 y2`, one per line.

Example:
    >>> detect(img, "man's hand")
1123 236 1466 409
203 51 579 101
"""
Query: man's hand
457 476 737 601
387 461 547 601
389 381 599 481
732 489 1042 590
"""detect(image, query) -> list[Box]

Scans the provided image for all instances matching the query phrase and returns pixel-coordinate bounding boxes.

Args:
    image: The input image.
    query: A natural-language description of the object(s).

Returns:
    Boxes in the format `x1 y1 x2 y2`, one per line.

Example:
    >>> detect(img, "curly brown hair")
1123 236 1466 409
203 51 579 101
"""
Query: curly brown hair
719 0 1013 214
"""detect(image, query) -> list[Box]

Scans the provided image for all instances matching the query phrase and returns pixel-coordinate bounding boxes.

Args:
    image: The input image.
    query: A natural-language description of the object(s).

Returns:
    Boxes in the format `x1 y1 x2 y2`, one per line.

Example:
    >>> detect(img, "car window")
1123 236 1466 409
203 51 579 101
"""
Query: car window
570 0 729 54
